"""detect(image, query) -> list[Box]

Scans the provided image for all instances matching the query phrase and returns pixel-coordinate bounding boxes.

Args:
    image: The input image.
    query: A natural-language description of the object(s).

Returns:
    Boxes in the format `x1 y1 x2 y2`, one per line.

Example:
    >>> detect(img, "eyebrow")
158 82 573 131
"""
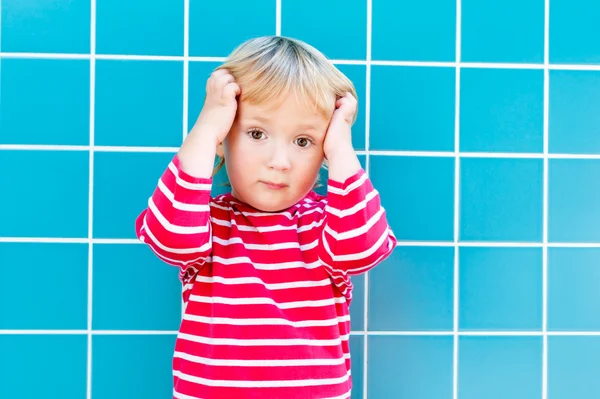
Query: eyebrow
250 115 270 123
246 116 319 131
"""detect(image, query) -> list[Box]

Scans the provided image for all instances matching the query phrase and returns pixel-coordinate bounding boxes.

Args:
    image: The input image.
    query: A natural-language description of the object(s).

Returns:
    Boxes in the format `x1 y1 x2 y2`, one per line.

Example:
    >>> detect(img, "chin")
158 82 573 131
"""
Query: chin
234 185 313 213
248 198 293 213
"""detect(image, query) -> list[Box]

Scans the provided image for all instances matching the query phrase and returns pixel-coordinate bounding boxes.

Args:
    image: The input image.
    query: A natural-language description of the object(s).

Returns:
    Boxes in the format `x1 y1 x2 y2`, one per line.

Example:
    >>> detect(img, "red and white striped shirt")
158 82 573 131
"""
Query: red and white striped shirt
135 155 396 399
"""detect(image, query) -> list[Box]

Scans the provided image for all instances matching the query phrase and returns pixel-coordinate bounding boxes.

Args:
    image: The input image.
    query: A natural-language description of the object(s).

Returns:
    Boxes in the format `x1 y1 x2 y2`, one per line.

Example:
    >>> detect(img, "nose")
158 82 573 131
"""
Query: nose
267 145 291 171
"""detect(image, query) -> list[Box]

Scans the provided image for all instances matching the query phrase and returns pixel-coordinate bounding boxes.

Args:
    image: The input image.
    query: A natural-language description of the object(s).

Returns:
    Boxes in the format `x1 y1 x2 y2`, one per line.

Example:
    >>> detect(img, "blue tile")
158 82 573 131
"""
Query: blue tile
549 71 600 154
189 1 275 57
460 158 543 242
0 243 88 330
92 334 176 399
357 154 366 170
96 0 183 56
548 160 600 242
372 0 456 62
548 248 600 331
460 68 544 153
349 335 364 399
0 151 89 238
188 61 221 135
281 0 366 60
370 156 455 241
336 64 366 151
93 151 175 239
313 164 329 197
1 0 90 53
95 60 183 147
349 274 365 331
1 58 90 145
461 0 544 63
548 336 600 399
368 335 453 399
370 66 455 151
458 336 543 399
550 0 600 64
459 247 543 331
369 247 454 331
92 244 181 330
0 334 87 399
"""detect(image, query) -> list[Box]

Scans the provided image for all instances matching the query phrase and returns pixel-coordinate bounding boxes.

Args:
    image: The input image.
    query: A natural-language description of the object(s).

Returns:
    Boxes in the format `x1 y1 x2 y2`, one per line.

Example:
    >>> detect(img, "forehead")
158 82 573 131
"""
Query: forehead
237 95 331 130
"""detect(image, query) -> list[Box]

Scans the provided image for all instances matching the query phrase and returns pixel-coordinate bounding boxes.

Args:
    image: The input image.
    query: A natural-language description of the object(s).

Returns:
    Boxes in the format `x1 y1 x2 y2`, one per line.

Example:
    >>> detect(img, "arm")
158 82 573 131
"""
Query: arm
317 93 397 294
135 68 240 281
318 150 396 277
135 153 214 280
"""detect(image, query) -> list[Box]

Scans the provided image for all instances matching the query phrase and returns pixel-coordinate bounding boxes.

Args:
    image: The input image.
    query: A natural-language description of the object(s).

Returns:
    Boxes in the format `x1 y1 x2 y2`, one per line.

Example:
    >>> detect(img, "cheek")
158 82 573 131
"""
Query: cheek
293 151 324 174
223 137 260 173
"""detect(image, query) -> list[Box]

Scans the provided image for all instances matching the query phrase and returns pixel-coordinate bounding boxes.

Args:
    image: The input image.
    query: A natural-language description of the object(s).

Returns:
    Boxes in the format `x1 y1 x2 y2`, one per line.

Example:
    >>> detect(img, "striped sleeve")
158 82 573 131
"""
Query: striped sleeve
135 154 213 281
318 169 396 287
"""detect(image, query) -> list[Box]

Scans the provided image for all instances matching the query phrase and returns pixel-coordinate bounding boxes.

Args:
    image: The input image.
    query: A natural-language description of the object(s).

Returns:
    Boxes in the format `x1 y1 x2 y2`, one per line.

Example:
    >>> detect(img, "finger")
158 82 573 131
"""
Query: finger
222 82 241 102
336 98 352 111
211 68 230 78
207 69 231 91
214 73 235 92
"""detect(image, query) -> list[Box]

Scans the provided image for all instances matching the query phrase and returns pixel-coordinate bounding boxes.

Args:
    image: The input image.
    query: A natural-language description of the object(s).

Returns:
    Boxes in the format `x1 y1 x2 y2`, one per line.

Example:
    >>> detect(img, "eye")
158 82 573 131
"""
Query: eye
248 129 265 140
295 137 312 148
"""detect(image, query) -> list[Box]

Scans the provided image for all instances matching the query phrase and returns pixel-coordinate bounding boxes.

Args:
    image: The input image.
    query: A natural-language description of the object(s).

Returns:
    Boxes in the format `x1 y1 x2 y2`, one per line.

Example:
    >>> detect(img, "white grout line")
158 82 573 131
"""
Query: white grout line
87 1 96 398
453 0 462 398
3 51 600 71
543 0 550 396
0 145 179 152
183 0 190 142
363 0 373 397
2 329 599 336
357 331 600 336
2 236 600 247
0 237 142 244
275 0 282 36
0 330 179 335
182 0 191 321
3 144 600 159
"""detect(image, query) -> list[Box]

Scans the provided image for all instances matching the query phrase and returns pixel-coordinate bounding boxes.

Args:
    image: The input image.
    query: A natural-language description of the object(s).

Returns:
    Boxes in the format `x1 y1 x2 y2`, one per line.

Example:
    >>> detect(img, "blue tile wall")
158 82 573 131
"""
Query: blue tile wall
190 1 276 57
94 60 184 147
461 0 545 63
0 334 88 399
1 58 90 145
96 0 184 56
460 68 544 153
281 0 367 60
372 0 456 62
1 0 599 398
458 336 543 399
549 71 600 154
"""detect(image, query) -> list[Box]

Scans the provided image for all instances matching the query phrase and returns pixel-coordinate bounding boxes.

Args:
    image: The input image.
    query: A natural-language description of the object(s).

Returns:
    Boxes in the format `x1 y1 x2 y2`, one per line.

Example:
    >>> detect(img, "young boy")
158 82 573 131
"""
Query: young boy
136 35 396 399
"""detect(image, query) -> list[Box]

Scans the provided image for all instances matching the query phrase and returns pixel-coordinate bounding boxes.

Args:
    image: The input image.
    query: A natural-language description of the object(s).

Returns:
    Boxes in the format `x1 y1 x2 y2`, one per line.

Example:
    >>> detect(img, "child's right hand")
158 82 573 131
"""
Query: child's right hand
192 69 241 144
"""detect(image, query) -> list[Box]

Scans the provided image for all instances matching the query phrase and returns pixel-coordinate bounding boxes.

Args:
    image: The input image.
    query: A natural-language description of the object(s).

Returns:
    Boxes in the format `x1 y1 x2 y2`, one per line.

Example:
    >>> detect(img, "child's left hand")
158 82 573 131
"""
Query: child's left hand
323 92 357 162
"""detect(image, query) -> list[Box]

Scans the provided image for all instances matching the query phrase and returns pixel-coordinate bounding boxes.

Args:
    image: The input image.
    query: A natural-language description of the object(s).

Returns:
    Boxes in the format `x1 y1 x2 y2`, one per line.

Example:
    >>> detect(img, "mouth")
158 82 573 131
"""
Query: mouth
261 181 288 190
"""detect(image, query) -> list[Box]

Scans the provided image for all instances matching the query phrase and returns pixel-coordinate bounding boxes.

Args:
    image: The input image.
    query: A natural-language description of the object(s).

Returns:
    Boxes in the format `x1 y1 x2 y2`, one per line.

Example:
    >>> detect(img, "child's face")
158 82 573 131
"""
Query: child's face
220 93 332 212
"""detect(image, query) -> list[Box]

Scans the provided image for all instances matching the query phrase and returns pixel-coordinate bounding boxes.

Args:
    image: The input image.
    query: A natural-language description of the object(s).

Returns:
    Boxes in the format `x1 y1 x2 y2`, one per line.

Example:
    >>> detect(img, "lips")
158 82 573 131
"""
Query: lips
261 181 287 190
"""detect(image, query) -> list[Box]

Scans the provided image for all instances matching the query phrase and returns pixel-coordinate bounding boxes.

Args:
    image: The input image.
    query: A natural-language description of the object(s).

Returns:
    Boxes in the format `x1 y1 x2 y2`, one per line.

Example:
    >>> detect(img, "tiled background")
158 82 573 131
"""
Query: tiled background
1 0 599 398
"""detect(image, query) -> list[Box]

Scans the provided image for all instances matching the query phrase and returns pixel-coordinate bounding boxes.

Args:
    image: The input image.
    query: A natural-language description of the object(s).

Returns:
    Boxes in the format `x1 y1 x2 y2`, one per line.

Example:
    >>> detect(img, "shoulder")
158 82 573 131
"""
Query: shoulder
209 194 234 214
296 191 328 225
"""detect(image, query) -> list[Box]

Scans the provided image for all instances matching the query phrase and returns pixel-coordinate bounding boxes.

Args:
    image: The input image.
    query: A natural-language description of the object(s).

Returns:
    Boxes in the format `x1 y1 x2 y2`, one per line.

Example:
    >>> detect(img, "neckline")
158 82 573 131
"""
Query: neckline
216 191 321 214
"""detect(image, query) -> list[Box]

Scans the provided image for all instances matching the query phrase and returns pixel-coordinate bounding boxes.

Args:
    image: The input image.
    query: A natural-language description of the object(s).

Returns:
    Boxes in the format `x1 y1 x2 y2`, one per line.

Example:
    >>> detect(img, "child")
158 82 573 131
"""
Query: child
136 36 397 399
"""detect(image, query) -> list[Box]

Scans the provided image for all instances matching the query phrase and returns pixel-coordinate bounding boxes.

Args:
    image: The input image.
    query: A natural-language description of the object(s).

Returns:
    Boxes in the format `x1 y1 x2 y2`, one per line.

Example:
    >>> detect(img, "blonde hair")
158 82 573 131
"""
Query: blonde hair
211 35 358 178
